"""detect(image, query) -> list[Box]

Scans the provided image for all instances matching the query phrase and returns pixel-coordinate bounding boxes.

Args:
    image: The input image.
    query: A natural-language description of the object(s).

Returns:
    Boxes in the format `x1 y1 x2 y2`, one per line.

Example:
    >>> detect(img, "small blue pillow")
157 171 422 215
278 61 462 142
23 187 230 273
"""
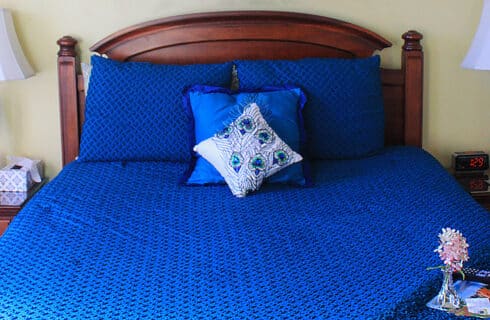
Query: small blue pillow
183 85 311 186
235 56 385 159
79 56 233 162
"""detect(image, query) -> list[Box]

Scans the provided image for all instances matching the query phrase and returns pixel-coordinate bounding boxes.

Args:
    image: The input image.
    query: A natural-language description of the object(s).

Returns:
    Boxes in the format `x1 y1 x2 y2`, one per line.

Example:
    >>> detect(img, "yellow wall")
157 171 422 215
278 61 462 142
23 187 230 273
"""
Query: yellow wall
0 0 489 177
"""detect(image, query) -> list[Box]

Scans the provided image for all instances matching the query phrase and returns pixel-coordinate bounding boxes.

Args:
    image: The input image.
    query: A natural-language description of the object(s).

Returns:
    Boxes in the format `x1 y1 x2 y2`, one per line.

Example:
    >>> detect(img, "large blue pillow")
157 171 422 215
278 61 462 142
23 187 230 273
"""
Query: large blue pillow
235 56 385 159
79 56 233 162
183 85 311 186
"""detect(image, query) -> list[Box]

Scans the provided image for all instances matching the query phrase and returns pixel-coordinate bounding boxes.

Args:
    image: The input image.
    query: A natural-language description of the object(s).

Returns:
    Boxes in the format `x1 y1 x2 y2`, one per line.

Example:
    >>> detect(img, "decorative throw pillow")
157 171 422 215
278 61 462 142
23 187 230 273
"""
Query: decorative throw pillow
194 103 302 197
79 55 233 162
182 85 310 186
235 56 385 160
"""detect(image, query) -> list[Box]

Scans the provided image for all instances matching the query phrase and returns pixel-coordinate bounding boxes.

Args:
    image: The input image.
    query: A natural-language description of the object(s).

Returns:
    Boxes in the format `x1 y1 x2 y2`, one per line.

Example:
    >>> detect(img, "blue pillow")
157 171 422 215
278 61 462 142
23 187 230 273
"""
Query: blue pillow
194 103 304 197
183 85 311 186
235 56 385 159
79 56 233 162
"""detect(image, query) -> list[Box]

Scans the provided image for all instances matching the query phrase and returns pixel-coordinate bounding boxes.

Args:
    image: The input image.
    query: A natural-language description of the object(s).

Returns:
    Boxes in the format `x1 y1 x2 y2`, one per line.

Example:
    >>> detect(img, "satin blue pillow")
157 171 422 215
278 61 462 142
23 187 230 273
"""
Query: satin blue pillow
194 103 304 197
183 85 311 186
235 56 385 159
79 56 233 162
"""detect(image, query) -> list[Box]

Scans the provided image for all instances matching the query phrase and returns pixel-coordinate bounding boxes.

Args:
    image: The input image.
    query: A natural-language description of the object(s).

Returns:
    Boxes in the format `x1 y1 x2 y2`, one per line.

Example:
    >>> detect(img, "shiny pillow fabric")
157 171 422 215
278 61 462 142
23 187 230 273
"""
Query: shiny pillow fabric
183 85 310 186
235 56 385 159
194 103 303 197
79 56 233 162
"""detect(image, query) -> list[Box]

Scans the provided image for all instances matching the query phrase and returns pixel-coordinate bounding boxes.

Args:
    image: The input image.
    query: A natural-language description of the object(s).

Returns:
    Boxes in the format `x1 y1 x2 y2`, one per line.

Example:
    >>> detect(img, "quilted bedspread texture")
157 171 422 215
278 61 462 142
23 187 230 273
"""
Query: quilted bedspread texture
0 146 488 319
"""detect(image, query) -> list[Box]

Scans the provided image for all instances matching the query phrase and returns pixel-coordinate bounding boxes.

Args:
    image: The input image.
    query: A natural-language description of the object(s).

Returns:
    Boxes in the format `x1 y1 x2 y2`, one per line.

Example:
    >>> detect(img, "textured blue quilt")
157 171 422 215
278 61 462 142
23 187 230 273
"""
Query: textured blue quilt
0 147 488 319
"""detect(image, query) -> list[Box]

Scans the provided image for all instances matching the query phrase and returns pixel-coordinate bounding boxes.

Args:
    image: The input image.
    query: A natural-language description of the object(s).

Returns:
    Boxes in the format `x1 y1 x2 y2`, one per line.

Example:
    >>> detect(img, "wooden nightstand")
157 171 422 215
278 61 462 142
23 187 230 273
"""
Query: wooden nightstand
0 181 46 235
472 192 490 211
450 170 490 211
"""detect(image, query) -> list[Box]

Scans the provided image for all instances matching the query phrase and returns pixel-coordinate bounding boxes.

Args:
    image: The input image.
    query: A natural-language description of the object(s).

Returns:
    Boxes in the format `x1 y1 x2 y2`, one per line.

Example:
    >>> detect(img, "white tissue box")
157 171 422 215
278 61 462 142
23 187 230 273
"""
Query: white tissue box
0 162 43 192
0 191 27 206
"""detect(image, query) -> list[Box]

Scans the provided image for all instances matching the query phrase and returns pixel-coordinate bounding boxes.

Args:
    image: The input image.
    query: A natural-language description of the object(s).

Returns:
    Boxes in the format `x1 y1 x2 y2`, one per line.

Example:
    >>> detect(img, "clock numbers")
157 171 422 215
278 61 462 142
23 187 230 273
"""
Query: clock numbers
469 157 485 168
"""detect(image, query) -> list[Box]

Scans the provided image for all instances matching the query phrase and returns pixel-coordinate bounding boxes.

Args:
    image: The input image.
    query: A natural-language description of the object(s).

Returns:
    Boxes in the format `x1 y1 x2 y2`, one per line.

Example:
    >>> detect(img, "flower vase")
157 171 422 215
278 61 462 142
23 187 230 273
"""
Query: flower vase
433 268 463 311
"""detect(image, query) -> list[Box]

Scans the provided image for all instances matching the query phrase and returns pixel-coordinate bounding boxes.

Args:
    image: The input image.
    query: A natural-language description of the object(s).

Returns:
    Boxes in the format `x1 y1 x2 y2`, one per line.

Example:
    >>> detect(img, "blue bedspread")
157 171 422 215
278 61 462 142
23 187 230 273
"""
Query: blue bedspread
0 147 488 319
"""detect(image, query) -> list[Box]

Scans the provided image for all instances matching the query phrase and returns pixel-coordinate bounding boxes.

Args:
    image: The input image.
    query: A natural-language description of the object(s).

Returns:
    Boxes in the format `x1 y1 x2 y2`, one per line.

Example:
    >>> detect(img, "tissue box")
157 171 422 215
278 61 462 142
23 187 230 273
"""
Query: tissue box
0 191 27 206
0 162 43 192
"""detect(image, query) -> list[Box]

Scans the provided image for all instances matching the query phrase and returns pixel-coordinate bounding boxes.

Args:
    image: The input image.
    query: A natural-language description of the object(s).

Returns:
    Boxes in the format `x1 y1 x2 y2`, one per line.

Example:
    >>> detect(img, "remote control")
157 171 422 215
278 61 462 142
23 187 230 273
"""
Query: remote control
454 268 490 285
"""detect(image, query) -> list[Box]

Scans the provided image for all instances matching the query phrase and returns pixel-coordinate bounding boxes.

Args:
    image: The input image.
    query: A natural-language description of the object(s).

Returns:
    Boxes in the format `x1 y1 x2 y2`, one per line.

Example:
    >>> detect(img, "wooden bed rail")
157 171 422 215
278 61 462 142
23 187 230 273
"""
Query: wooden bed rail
57 11 423 167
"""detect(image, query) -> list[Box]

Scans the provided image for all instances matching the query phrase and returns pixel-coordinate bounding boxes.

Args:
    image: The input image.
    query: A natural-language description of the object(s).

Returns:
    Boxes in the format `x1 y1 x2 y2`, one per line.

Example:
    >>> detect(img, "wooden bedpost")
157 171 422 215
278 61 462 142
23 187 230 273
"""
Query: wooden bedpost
57 36 79 166
402 31 423 147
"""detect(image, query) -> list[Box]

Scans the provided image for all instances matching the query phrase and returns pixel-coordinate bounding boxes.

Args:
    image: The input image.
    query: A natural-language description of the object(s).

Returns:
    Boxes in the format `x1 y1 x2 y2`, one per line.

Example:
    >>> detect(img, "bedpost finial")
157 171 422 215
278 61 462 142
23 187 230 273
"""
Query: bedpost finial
402 31 423 51
57 36 78 57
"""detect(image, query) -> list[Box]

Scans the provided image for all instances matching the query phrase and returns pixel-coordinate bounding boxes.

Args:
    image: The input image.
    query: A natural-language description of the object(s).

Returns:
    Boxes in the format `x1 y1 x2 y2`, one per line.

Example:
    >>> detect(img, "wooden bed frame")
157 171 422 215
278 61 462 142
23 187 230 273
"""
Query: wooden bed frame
57 11 423 167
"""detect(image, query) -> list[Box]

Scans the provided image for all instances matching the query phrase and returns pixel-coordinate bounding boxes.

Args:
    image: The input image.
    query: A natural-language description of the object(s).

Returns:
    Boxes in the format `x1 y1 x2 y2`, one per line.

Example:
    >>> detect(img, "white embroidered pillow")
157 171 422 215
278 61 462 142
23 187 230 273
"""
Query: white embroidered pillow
193 103 302 197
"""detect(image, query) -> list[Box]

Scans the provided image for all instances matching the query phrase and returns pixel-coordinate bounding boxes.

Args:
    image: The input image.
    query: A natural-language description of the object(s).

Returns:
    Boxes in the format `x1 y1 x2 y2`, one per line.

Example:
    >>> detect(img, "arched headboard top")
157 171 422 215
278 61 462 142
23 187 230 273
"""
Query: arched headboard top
90 11 392 64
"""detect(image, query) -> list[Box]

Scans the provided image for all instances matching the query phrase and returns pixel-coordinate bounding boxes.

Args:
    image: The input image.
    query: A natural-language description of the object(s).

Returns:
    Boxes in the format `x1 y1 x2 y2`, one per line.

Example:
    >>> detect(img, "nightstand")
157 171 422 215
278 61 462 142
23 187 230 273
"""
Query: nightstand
0 181 46 236
472 192 490 211
450 170 490 211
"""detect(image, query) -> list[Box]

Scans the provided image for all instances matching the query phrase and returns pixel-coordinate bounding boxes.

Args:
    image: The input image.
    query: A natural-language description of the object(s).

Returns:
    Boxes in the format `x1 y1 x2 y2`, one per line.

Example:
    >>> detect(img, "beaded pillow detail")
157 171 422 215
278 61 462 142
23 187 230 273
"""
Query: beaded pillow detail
194 103 302 197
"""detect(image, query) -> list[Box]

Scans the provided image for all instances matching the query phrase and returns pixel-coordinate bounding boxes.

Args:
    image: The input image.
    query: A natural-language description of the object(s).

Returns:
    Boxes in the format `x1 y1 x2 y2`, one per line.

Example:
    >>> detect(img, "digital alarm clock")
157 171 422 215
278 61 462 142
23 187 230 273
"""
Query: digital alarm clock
452 151 489 172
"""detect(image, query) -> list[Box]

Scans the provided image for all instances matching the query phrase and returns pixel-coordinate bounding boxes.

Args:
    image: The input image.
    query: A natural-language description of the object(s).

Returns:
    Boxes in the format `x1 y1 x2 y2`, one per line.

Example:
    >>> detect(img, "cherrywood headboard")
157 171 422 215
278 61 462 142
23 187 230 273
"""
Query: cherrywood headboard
57 11 423 167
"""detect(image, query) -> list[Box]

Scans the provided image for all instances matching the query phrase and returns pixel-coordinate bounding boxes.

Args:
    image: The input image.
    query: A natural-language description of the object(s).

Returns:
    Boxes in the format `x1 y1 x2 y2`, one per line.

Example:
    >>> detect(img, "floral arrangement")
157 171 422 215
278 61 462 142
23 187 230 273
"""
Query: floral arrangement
429 227 469 274
426 228 470 311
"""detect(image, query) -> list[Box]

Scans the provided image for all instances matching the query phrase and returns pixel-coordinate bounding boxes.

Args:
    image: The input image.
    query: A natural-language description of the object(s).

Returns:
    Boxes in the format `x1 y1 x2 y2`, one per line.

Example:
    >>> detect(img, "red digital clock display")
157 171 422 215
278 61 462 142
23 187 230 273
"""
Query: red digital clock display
452 152 489 172
469 157 487 169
